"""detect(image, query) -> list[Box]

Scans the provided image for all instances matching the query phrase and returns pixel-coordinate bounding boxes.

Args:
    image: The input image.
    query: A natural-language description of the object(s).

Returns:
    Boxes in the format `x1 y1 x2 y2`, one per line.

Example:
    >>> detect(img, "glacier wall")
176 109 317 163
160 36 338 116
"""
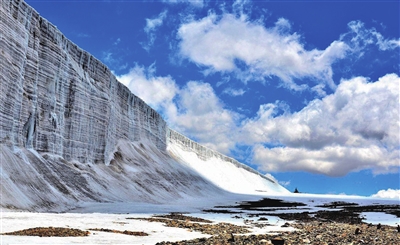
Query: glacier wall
0 0 167 165
167 129 277 184
0 0 288 211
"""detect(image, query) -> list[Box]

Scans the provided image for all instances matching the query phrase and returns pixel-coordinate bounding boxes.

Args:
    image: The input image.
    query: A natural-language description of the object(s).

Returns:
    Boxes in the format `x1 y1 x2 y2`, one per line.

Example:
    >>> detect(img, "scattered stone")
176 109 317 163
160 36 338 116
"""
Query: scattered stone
281 222 290 227
227 233 235 243
355 227 361 235
271 237 285 245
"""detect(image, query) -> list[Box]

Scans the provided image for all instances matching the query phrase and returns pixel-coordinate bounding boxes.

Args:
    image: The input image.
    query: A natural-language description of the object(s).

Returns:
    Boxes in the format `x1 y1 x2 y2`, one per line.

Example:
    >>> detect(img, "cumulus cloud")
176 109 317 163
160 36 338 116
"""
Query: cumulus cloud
117 4 399 178
242 74 400 176
173 81 240 153
117 65 239 154
118 64 399 177
117 64 178 114
371 189 400 199
177 13 349 90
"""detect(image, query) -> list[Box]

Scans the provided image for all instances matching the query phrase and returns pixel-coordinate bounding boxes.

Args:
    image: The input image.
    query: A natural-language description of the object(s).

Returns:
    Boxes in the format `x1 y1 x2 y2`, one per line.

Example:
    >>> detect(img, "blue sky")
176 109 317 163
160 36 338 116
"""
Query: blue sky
26 0 399 197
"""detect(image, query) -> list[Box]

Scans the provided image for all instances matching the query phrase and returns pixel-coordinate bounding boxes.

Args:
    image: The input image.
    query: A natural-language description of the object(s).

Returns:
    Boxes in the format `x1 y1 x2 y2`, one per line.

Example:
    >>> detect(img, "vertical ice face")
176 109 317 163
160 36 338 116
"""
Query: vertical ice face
1 0 287 190
167 128 279 185
0 0 289 211
0 0 167 165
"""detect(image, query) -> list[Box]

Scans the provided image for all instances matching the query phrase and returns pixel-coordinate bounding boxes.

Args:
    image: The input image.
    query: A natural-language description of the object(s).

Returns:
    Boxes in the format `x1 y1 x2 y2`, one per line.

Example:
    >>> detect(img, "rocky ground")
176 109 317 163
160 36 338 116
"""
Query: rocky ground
1 199 399 244
128 215 251 235
1 227 149 237
89 228 149 236
154 199 400 245
155 221 400 245
1 227 90 237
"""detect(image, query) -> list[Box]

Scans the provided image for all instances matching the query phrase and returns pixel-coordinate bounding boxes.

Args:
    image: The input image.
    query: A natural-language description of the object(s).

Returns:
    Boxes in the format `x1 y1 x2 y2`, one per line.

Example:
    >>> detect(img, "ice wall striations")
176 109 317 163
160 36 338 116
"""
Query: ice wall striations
0 0 167 164
0 0 289 211
167 129 276 184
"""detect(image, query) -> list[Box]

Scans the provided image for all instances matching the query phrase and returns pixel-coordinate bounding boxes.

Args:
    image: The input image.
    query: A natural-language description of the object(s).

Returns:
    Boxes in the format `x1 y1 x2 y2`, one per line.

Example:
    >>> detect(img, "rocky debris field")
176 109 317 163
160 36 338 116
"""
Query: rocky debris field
128 214 251 235
1 227 149 237
1 227 89 237
153 213 214 223
154 199 400 245
89 228 149 236
156 221 400 245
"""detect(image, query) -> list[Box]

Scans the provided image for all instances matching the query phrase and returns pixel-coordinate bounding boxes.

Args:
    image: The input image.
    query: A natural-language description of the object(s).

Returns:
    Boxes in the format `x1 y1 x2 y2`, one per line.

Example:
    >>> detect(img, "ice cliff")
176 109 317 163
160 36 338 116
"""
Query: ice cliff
0 0 288 211
0 0 166 164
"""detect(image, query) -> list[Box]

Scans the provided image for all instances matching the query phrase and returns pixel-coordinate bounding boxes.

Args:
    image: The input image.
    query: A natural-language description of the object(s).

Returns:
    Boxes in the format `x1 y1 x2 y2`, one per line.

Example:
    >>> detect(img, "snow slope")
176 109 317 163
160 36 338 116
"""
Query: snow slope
167 129 289 195
1 140 225 211
1 135 288 211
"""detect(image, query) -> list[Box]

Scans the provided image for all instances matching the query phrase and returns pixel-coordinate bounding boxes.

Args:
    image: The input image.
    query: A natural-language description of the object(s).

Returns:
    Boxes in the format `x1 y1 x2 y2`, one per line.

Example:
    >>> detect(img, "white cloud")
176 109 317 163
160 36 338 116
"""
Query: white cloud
162 0 204 8
279 180 291 187
242 73 400 176
222 87 246 96
101 41 128 72
172 81 240 153
117 65 239 154
343 21 400 52
177 13 349 90
371 189 400 199
145 10 168 33
77 33 90 38
265 173 290 188
117 62 399 177
117 64 178 113
102 51 125 70
143 10 168 51
113 38 121 46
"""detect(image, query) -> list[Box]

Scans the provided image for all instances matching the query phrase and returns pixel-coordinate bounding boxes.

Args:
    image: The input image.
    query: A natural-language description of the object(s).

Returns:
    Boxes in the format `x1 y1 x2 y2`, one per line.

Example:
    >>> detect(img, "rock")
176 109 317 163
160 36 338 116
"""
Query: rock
271 237 285 245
